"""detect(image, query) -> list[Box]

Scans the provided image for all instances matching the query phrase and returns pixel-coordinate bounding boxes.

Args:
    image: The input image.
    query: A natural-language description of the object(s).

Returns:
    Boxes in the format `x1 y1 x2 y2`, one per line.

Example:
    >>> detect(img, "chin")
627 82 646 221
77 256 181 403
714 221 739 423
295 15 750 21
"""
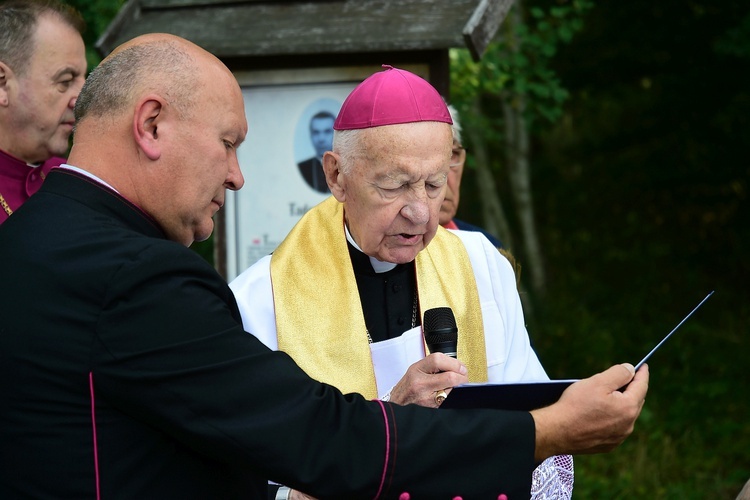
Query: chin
50 137 72 156
193 222 215 243
194 231 212 243
385 248 422 265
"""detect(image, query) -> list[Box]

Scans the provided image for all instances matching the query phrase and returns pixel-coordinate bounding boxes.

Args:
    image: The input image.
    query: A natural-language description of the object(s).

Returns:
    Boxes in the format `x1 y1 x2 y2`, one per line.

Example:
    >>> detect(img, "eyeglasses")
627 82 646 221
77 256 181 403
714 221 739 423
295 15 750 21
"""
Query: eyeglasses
450 146 467 167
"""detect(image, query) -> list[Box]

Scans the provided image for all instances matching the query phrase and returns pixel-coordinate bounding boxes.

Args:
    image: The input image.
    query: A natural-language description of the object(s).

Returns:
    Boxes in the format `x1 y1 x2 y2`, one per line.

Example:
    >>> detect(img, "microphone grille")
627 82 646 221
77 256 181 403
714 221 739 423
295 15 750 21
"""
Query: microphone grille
423 307 457 339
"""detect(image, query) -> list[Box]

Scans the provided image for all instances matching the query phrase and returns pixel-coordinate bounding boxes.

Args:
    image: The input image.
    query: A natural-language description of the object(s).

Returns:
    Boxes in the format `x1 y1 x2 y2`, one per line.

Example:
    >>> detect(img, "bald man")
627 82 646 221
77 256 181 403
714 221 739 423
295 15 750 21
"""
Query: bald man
0 34 649 499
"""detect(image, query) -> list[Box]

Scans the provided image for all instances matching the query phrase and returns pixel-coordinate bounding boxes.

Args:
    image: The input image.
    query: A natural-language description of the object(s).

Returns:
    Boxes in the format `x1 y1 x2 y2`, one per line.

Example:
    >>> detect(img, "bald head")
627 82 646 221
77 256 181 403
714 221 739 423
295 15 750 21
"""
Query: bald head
75 34 206 124
69 33 247 246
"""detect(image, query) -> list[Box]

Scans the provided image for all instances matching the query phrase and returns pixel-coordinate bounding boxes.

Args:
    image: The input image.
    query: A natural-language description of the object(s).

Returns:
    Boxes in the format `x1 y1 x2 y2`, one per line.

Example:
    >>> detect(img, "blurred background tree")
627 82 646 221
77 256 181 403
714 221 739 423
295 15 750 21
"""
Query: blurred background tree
64 0 123 66
70 0 750 496
451 1 749 497
451 0 594 300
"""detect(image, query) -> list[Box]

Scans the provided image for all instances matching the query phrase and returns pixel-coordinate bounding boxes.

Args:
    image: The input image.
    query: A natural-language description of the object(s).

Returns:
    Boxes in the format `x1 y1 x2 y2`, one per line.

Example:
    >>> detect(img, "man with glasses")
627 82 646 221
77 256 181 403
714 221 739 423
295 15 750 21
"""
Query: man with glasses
440 104 504 248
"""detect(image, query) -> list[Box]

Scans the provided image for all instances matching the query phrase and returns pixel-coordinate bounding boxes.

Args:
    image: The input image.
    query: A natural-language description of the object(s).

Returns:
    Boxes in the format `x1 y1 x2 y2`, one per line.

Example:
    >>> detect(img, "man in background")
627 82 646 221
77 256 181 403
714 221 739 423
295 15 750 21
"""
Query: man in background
441 103 503 247
442 103 526 287
0 0 86 223
297 110 335 193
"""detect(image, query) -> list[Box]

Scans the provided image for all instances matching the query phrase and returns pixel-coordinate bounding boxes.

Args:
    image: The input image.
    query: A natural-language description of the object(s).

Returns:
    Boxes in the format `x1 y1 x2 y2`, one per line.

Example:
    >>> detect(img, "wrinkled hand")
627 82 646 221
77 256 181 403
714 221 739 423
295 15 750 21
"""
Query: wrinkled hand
388 353 469 407
531 363 649 461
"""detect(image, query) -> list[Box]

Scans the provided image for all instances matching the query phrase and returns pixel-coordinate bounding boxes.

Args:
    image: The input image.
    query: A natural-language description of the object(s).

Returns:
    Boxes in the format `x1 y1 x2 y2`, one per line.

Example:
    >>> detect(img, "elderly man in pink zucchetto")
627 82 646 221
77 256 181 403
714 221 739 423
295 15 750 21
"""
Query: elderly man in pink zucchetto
231 66 575 499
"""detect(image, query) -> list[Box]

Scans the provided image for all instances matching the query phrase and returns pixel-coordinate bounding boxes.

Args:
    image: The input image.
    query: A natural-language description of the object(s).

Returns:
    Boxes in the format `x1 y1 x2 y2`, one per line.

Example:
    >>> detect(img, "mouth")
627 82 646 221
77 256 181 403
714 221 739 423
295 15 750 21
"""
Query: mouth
395 233 423 244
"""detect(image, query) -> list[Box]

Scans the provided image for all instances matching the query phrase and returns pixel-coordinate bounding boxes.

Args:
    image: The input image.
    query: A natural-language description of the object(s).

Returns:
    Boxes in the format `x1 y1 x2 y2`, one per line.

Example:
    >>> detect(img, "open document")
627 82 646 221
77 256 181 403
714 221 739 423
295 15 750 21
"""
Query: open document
441 291 714 411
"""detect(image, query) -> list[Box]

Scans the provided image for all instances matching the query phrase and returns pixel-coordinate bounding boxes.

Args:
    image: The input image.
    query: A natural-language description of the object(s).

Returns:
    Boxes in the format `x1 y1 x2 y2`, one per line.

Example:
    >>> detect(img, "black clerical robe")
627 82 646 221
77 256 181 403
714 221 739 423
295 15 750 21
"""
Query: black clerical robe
0 169 536 499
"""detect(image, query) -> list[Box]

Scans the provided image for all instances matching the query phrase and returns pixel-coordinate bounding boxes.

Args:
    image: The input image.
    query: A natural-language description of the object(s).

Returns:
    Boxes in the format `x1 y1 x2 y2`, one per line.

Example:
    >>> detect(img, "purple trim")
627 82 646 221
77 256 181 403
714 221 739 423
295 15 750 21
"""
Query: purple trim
89 372 101 500
374 400 390 499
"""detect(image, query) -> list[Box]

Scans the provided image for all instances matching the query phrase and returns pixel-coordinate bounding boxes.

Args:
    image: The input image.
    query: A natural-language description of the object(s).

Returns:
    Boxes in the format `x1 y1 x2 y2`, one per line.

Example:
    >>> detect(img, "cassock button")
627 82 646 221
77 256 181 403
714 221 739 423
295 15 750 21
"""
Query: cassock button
398 493 410 500
452 496 463 500
498 494 508 500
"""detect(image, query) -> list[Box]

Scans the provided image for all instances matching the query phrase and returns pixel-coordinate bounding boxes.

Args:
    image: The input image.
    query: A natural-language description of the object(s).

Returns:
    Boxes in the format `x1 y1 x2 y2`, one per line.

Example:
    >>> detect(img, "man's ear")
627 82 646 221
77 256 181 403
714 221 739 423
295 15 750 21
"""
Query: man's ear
0 61 13 107
133 95 168 161
323 151 347 202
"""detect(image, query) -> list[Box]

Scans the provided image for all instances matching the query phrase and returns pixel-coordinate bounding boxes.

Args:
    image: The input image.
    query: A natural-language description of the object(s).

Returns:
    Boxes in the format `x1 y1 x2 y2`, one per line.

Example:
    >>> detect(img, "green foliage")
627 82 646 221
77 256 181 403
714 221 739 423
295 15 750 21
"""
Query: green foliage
454 0 750 496
535 286 750 498
190 237 215 264
64 0 125 68
451 0 593 130
530 1 750 496
715 11 750 57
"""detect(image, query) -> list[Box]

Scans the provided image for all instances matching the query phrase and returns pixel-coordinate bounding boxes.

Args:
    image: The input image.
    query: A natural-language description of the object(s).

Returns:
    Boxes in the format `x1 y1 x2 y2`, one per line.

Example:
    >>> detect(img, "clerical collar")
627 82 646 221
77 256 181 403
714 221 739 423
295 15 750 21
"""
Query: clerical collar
344 224 397 273
59 164 120 193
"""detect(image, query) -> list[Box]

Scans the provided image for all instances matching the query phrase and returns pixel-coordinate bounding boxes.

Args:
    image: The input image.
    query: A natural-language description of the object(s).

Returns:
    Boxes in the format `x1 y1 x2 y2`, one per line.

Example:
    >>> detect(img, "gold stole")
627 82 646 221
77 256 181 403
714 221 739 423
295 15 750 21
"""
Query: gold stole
271 196 488 399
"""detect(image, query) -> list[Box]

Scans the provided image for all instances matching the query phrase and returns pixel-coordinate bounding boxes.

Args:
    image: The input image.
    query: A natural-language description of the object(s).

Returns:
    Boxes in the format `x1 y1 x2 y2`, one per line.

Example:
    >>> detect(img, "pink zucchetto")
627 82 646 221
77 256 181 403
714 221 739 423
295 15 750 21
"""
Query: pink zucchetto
333 65 453 130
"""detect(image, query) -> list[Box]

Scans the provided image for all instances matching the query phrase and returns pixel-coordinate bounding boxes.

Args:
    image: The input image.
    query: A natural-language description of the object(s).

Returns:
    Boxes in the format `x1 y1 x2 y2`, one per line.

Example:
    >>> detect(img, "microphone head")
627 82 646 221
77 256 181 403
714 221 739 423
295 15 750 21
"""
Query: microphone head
423 307 458 358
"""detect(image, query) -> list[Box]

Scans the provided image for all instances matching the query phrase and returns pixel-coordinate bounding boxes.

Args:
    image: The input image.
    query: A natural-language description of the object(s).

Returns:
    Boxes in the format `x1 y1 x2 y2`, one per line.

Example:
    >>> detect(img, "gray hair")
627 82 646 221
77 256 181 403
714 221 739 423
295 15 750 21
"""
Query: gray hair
0 0 85 77
75 40 197 123
332 119 456 175
332 128 366 175
446 104 463 145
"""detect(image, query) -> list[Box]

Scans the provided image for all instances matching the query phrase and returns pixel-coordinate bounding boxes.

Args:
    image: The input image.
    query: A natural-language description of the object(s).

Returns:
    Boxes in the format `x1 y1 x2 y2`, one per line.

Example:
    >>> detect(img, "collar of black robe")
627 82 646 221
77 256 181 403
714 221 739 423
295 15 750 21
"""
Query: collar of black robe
346 241 420 343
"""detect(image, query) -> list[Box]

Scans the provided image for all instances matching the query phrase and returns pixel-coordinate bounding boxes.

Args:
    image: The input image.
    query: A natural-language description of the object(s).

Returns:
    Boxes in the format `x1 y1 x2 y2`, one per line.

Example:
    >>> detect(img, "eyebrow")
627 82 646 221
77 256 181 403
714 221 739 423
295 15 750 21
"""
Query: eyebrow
377 168 410 183
52 66 82 81
376 167 446 185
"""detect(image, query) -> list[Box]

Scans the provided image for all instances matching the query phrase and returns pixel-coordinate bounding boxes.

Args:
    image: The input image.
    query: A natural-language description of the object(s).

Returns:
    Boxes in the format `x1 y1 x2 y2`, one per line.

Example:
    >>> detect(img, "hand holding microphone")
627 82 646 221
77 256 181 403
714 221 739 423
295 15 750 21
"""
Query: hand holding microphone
384 307 467 406
424 307 460 406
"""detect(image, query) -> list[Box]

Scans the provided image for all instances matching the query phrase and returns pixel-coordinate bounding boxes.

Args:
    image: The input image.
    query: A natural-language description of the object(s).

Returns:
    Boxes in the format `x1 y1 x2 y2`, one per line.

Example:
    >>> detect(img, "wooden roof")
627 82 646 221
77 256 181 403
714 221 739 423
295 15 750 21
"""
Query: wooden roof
97 0 512 61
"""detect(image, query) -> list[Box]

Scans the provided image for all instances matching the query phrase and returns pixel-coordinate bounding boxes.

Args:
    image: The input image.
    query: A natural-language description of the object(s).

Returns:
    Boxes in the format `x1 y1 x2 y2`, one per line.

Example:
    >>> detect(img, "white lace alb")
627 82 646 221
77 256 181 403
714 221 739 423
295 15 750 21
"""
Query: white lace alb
530 454 574 499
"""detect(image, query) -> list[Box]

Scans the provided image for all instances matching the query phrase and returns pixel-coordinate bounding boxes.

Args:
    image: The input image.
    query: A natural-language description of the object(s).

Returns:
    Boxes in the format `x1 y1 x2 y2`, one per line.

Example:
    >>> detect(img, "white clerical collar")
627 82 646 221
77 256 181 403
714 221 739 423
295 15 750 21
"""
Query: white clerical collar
60 164 119 193
344 224 397 273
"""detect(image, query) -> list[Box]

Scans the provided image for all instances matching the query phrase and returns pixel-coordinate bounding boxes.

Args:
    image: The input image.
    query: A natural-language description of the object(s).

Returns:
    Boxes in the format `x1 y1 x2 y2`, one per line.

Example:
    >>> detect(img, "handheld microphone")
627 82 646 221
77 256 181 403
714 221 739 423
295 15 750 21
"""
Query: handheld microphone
423 307 458 358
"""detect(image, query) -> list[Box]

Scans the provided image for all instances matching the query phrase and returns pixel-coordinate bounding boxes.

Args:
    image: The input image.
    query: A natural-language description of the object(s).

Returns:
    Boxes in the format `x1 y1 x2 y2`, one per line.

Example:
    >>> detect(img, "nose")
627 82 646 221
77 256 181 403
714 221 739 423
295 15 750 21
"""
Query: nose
69 79 85 109
225 156 245 191
400 190 429 225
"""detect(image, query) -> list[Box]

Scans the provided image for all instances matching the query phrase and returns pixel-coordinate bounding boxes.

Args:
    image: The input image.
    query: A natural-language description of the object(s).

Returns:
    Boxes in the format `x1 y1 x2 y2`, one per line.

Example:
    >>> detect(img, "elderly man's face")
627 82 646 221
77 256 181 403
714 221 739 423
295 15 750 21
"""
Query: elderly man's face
330 121 453 264
439 140 465 226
